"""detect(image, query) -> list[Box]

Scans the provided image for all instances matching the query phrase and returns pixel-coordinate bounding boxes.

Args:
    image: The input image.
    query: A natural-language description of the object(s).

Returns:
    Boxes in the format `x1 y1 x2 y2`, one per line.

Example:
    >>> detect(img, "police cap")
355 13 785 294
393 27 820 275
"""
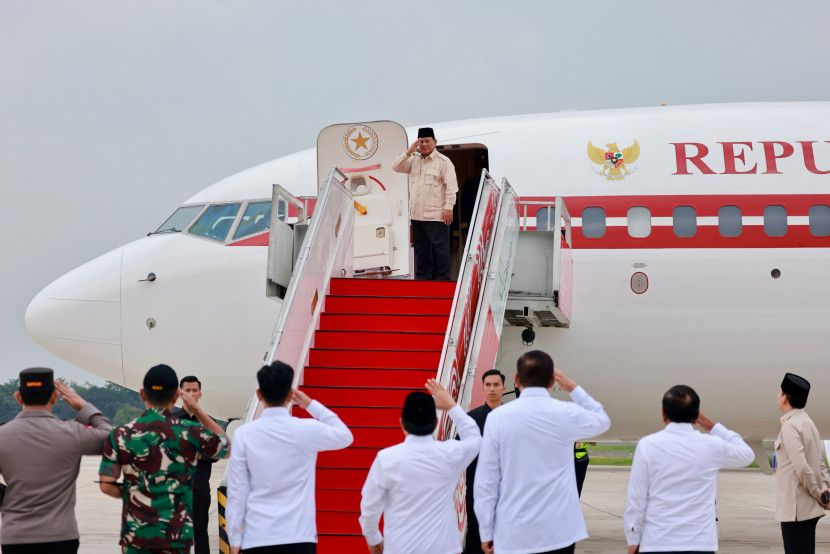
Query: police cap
19 367 54 391
144 364 179 393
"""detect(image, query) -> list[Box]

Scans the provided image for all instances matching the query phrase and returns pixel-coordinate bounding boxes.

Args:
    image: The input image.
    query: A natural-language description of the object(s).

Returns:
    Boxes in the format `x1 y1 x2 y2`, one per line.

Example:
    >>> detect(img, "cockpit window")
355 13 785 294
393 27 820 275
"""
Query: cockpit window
188 204 241 242
155 205 204 233
233 201 272 240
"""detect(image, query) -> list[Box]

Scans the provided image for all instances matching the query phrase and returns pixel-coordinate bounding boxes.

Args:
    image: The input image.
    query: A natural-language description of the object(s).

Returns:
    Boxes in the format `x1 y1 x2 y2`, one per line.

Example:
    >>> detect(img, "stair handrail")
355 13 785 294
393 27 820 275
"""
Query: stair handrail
457 179 521 411
435 169 502 440
249 167 354 422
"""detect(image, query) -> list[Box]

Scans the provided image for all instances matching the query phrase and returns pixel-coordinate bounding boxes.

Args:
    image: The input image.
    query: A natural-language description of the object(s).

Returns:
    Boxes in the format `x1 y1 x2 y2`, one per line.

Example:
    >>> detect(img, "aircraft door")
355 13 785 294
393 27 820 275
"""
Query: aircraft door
436 144 489 280
317 121 410 277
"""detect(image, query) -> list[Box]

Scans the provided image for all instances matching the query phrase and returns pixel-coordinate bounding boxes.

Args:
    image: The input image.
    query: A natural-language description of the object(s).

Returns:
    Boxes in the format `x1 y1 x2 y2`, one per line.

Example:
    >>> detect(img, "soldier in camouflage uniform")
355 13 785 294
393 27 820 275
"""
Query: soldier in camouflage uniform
99 364 230 554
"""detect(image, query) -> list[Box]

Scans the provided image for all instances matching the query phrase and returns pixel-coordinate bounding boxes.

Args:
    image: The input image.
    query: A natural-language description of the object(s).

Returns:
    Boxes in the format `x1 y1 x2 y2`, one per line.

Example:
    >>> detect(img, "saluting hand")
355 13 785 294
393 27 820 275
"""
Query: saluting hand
407 140 419 156
426 379 456 411
695 412 716 432
179 389 201 415
292 389 313 410
55 381 87 411
553 368 577 393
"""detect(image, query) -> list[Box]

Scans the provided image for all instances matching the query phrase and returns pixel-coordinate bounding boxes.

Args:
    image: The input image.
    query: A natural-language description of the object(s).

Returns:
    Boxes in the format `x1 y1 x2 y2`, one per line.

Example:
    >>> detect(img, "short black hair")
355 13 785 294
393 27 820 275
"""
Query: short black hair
402 419 437 436
516 350 554 388
482 369 505 385
180 375 201 390
662 385 700 423
258 361 294 406
19 387 54 406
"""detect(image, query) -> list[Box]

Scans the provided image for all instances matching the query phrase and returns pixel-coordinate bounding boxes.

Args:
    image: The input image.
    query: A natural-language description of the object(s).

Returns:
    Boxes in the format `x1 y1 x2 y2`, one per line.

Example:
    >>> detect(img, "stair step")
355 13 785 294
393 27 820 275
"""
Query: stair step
349 427 406 448
314 330 445 351
317 512 364 535
317 467 369 490
318 447 381 468
303 386 423 408
297 406 401 427
325 296 453 315
308 349 441 369
320 313 450 333
330 278 456 298
316 489 361 511
317 534 367 552
304 367 436 388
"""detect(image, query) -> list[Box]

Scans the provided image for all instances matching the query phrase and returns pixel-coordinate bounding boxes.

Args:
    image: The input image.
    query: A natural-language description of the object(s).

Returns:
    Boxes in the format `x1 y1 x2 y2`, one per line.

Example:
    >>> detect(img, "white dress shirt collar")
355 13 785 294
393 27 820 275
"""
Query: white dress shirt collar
516 387 549 398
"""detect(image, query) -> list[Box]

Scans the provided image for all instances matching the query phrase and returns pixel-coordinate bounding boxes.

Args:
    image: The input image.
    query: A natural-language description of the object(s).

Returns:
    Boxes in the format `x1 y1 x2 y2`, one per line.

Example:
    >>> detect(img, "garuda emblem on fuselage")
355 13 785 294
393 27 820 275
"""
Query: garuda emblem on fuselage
588 140 640 180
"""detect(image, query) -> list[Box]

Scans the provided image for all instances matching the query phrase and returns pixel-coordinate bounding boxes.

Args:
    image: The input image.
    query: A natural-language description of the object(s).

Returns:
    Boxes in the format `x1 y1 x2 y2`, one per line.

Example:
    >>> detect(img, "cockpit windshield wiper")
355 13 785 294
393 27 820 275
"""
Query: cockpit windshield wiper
147 227 181 236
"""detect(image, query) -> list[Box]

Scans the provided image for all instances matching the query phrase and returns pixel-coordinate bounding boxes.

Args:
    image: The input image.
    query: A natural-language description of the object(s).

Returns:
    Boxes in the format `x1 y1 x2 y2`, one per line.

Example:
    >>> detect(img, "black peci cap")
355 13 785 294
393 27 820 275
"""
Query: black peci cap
19 367 54 391
781 373 810 406
402 391 436 426
417 127 435 139
144 364 179 393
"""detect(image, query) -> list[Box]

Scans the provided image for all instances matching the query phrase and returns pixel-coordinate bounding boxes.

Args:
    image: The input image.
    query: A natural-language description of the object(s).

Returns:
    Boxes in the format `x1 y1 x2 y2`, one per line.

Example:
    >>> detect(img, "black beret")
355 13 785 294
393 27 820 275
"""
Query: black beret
19 367 54 391
417 127 435 139
781 373 810 406
144 364 179 393
402 391 436 426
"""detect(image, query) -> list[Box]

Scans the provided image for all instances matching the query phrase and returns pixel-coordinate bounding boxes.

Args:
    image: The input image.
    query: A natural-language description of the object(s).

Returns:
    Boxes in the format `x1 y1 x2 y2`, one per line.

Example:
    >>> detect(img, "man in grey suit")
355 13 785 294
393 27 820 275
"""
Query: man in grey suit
776 372 830 554
0 368 112 554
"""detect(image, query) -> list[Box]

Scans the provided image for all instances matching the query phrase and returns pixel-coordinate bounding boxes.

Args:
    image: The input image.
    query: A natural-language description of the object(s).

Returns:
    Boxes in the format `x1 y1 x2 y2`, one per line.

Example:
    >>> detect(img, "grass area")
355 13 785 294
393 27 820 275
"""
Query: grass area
589 457 633 466
587 444 636 453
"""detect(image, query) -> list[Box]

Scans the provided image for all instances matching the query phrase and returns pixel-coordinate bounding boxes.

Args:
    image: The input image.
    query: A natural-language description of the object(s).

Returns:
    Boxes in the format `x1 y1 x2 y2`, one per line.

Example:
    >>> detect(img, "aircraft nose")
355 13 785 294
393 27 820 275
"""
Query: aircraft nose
25 247 124 383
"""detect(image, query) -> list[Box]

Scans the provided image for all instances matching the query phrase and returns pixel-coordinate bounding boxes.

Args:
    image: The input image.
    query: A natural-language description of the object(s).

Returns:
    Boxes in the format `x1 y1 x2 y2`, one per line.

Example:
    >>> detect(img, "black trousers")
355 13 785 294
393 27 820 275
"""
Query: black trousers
2 540 79 554
781 517 820 554
411 220 451 280
192 487 210 554
463 492 483 554
243 544 316 554
575 456 589 497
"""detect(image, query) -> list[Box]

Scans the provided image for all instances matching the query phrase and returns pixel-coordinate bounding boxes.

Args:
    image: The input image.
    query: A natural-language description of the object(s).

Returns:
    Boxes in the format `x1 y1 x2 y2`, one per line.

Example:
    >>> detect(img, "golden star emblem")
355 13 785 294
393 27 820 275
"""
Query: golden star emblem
351 132 370 151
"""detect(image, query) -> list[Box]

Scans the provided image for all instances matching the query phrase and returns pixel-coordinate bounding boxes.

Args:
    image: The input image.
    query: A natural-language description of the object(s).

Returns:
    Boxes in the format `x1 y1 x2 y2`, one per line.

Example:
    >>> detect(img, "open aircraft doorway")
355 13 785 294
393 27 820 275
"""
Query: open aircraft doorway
436 143 489 280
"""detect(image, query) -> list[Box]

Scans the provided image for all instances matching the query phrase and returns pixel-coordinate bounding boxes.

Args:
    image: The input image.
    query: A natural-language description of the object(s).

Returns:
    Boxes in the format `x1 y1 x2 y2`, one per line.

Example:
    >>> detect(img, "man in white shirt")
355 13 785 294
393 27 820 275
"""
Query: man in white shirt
360 378 481 554
226 361 354 554
623 384 755 554
474 350 611 554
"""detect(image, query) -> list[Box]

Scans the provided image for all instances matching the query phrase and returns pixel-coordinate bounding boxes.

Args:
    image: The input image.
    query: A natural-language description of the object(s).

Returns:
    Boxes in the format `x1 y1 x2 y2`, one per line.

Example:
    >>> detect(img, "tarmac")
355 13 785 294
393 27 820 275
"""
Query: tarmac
53 458 830 552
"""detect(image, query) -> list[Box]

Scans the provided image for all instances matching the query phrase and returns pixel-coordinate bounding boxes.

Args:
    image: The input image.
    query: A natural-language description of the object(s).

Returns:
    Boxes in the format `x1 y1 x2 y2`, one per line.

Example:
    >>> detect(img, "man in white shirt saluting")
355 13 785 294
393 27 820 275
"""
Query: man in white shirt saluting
623 385 754 554
360 378 481 554
225 361 354 554
474 350 610 554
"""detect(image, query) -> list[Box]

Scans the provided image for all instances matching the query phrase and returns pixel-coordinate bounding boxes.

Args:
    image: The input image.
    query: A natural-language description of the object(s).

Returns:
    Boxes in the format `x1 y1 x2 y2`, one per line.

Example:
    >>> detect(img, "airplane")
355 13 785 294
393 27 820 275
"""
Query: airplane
24 102 830 459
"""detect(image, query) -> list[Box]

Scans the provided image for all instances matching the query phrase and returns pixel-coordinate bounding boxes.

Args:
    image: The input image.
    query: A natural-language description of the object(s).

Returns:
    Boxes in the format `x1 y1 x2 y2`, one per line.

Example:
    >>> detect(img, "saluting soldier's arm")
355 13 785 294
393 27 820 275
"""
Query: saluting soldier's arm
180 388 229 453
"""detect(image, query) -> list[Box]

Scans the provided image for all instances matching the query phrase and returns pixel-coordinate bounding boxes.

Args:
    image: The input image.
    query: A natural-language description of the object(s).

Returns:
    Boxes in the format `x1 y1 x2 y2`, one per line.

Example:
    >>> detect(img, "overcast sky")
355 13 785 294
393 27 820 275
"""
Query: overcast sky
1 1 827 385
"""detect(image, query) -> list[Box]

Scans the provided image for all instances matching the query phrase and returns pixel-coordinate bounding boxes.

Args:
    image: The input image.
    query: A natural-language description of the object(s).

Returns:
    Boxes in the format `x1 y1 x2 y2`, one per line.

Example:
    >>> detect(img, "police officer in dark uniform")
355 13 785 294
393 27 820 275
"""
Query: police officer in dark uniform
0 367 112 554
172 375 217 554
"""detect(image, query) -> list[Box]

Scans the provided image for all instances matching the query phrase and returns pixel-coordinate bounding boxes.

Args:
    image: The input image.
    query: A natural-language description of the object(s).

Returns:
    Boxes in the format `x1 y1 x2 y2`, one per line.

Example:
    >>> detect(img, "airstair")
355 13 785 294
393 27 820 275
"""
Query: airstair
215 119 565 552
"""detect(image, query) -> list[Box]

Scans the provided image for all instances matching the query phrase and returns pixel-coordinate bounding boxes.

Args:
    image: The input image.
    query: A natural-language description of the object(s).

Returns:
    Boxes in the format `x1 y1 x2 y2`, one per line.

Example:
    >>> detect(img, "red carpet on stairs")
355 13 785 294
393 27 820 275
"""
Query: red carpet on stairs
293 277 456 553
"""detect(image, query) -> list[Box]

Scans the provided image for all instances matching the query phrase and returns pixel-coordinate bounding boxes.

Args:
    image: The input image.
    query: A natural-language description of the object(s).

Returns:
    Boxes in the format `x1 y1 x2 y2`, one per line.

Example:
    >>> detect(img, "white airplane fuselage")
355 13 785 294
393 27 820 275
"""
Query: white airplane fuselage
25 102 830 441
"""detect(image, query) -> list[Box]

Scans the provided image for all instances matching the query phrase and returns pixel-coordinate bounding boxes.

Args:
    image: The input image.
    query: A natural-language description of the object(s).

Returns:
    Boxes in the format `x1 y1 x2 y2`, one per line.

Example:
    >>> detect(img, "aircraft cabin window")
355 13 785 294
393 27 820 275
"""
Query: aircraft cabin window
581 207 606 238
188 203 241 242
718 206 742 237
763 205 787 237
673 206 697 238
155 205 204 233
627 207 651 238
536 207 554 231
809 205 830 237
234 201 272 240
